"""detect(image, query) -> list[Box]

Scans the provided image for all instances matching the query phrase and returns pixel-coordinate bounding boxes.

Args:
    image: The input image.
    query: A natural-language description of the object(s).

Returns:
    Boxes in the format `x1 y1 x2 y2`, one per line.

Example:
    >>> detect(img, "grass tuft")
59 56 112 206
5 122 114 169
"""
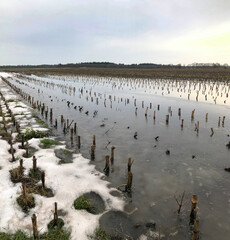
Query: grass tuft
15 105 25 108
10 167 24 183
74 195 92 211
6 99 15 103
40 139 59 149
36 118 49 128
89 228 111 240
0 228 70 240
29 168 42 181
17 194 35 213
0 230 29 240
40 228 70 240
47 218 65 231
20 128 50 141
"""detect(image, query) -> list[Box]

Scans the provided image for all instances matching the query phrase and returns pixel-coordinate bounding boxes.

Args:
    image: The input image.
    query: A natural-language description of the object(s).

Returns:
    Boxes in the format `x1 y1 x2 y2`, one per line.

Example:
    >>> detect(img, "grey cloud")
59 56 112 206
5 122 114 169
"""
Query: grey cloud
0 0 229 64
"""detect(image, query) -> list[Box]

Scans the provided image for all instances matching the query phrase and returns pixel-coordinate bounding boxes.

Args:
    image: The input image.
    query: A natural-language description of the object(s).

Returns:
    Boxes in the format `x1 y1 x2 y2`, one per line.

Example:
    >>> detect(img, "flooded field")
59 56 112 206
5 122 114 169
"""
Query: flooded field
1 72 230 239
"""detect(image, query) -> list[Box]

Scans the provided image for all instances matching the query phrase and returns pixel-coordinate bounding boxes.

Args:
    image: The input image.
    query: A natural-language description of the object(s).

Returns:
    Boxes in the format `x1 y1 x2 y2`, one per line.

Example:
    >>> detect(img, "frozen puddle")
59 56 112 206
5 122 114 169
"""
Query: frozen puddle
0 74 125 239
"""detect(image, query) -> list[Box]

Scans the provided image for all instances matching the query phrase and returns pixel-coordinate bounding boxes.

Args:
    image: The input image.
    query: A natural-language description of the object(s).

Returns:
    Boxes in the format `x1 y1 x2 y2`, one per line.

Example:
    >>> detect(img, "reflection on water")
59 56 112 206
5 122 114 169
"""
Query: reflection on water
8 73 230 239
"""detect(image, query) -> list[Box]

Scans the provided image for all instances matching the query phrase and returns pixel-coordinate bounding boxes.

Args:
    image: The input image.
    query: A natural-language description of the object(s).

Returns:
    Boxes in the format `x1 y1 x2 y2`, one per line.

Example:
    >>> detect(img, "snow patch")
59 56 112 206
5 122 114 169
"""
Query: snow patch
0 75 125 240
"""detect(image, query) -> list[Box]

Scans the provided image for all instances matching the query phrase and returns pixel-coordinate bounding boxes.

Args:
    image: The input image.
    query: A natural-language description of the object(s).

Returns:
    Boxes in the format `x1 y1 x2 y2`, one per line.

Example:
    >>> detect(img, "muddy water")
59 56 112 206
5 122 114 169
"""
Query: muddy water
8 74 230 239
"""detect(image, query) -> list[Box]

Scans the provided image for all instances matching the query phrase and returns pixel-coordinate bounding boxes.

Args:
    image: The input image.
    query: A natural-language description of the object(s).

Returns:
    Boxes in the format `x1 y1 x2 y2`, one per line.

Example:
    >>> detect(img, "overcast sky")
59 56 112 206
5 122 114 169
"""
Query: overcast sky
0 0 229 65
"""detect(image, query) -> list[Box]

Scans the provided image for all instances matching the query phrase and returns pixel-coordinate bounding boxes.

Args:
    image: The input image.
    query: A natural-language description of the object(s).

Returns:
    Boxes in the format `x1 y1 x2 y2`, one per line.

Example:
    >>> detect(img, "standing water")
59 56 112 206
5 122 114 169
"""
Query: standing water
3 73 230 239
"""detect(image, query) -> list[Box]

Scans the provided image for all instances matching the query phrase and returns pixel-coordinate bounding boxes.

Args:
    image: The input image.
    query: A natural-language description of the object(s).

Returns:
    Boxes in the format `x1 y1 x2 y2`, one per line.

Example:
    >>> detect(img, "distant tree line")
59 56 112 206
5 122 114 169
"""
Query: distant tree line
188 62 229 68
0 62 229 69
